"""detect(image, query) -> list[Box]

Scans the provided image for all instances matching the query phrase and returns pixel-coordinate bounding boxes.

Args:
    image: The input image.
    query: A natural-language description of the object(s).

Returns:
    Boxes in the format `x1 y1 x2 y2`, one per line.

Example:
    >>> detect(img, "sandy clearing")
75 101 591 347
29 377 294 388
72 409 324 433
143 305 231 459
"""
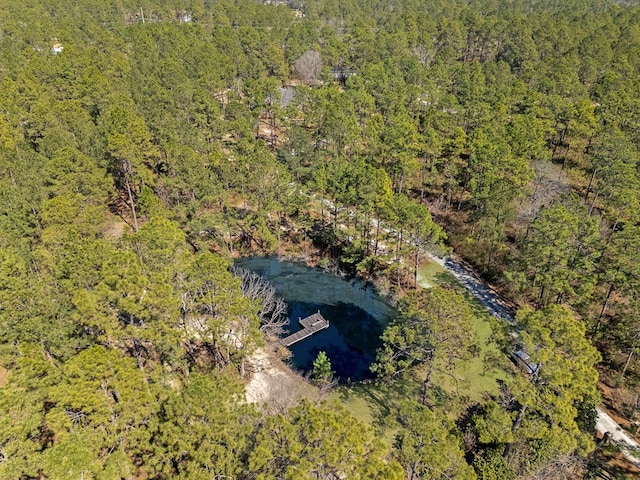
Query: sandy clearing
245 347 315 410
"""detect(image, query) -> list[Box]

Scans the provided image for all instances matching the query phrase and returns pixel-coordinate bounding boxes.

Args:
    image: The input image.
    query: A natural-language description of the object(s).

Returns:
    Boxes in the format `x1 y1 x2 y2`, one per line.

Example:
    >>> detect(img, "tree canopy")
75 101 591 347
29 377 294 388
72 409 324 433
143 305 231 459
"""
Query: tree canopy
2 0 638 477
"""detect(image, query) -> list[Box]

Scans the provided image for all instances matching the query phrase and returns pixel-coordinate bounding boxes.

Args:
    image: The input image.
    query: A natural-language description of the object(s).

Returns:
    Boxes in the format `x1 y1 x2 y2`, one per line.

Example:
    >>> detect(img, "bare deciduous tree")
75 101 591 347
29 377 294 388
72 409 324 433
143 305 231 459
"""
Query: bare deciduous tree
293 50 322 85
316 375 338 401
232 267 289 339
523 453 586 480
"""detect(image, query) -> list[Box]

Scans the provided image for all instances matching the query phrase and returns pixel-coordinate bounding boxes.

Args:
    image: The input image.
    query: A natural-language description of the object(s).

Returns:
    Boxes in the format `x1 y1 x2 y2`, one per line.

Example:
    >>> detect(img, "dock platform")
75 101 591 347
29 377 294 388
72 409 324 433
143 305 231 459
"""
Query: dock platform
280 312 329 347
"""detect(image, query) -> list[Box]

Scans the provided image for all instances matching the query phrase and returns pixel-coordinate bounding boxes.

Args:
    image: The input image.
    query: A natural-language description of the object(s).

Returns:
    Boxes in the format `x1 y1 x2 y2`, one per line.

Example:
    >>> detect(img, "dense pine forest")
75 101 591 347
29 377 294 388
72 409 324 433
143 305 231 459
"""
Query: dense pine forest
1 0 640 478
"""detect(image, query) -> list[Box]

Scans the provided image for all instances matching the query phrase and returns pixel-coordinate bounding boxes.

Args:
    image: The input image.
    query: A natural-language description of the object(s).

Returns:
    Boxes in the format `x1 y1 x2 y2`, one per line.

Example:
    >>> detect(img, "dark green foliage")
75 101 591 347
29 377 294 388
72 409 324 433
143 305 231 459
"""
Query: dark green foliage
395 401 477 479
246 401 403 479
473 448 516 480
312 350 333 384
1 0 639 477
149 371 257 479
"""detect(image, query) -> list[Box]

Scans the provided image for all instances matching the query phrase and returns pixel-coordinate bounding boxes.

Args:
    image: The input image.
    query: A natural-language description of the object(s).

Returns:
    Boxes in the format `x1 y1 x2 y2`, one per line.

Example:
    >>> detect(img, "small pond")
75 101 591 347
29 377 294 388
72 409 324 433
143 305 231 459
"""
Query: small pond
234 257 396 381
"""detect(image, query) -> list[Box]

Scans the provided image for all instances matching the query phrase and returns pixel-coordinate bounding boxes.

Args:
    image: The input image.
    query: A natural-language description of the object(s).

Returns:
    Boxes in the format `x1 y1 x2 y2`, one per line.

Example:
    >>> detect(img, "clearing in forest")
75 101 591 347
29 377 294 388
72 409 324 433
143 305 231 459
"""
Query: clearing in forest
332 259 508 435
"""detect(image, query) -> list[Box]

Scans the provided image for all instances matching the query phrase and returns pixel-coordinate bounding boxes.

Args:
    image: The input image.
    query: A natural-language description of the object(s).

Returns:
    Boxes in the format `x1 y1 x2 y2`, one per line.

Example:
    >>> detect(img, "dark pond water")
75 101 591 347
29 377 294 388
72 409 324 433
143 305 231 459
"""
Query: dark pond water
234 257 395 381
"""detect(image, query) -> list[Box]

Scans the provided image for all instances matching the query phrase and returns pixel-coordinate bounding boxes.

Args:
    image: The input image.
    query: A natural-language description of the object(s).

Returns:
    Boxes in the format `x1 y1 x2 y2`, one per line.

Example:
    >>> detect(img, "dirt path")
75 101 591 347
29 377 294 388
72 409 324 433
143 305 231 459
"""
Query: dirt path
596 407 640 466
432 251 640 463
438 255 516 323
309 195 639 460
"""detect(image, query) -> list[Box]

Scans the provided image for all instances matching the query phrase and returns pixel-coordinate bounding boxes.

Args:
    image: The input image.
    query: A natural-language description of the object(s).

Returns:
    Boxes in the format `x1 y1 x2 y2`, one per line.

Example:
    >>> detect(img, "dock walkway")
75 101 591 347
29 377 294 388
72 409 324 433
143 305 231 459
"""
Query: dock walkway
280 312 329 347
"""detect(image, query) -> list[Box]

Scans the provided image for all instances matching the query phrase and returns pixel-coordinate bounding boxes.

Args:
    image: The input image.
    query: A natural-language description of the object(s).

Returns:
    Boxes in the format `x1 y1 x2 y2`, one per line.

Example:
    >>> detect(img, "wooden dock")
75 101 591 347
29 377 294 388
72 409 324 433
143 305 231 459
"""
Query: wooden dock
280 312 329 347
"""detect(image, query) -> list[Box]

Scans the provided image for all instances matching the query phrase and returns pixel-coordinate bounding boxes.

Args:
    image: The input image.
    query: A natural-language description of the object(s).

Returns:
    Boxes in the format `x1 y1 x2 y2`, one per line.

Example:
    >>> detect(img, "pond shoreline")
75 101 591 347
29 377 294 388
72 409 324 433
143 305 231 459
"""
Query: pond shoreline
235 256 396 382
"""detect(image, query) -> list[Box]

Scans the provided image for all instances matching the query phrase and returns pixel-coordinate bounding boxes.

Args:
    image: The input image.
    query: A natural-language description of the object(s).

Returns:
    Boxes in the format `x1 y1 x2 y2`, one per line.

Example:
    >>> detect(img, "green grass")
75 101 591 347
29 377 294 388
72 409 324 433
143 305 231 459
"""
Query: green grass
332 258 511 428
416 259 447 288
429 310 507 412
422 263 508 409
330 376 421 444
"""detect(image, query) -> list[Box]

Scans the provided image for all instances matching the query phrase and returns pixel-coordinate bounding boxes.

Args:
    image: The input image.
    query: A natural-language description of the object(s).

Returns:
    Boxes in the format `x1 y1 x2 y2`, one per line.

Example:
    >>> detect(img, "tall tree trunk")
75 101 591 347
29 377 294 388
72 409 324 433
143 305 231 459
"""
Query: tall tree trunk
608 219 620 242
557 143 570 180
504 403 527 458
622 350 634 377
512 404 527 433
125 177 139 233
364 214 371 254
270 109 276 146
551 122 569 160
585 168 597 201
621 333 640 377
396 230 403 288
421 361 434 405
589 191 599 216
594 283 614 335
374 217 381 256
420 161 427 203
536 284 546 309
414 244 420 289
585 135 593 154
225 210 234 254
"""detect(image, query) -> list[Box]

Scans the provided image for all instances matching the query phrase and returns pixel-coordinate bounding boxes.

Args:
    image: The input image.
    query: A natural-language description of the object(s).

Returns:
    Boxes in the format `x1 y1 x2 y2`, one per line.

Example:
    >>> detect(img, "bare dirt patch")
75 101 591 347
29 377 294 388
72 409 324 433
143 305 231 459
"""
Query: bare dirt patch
103 219 128 239
599 381 640 439
0 365 9 387
244 346 317 413
591 431 640 479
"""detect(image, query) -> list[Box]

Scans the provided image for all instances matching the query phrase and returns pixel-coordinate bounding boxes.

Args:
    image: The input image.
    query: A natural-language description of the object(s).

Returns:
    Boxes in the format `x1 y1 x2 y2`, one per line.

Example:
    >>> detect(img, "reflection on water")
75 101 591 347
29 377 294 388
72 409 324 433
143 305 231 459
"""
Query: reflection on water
235 257 395 381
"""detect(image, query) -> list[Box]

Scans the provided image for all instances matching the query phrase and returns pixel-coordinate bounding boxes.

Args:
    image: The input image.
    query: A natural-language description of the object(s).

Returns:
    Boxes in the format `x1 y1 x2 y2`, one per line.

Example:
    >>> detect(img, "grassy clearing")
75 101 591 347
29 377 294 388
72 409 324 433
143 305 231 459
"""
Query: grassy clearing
427 309 508 416
428 269 510 415
331 376 421 444
416 259 447 288
333 257 511 429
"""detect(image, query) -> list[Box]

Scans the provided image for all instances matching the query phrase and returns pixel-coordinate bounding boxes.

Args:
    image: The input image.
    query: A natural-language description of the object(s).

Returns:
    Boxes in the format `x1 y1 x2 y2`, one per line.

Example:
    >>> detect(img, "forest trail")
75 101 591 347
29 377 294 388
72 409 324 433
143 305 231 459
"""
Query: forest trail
428 250 640 465
433 249 640 465
319 196 640 465
435 255 516 323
